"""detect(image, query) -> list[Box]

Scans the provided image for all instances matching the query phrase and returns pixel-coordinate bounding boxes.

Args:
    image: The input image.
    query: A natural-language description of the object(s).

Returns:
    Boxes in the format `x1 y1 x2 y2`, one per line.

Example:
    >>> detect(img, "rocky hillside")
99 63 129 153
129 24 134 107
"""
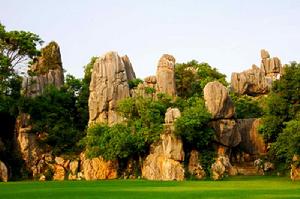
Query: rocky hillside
0 44 299 182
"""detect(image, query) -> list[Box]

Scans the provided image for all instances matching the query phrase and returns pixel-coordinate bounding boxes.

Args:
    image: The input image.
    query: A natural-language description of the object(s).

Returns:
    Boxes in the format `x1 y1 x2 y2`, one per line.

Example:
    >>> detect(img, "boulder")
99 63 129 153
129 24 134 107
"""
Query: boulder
156 54 176 97
142 154 184 181
68 160 79 180
237 119 266 155
53 164 66 181
188 150 206 179
0 160 8 182
22 41 64 97
291 155 300 181
211 155 233 180
142 108 184 181
80 154 118 180
203 81 235 119
88 51 134 125
210 119 241 147
164 107 181 125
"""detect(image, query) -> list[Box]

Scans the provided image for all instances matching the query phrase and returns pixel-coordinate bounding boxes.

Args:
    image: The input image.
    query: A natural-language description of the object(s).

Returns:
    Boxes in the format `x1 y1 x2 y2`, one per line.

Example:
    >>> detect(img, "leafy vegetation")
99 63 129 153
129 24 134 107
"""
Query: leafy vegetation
84 95 172 161
175 60 227 98
0 22 42 179
230 94 263 119
259 62 300 166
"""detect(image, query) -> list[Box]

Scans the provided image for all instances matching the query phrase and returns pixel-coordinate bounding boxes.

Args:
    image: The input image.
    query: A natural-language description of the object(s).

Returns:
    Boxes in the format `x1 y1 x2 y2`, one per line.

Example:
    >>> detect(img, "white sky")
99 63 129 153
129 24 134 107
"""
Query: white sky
1 0 300 80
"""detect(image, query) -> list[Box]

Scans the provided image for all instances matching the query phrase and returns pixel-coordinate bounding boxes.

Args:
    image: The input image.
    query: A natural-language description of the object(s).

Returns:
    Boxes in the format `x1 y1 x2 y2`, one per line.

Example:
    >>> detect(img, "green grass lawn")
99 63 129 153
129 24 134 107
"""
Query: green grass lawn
0 176 299 199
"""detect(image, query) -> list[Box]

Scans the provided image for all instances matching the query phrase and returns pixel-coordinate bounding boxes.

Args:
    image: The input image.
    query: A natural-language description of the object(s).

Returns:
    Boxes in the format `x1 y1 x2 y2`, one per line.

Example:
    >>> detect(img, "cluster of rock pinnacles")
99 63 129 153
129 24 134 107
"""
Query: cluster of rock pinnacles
0 41 299 182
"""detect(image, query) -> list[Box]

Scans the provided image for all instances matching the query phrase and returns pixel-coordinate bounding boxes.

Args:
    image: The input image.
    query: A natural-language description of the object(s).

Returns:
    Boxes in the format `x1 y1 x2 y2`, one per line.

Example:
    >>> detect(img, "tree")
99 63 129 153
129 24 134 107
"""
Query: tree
0 22 43 96
271 118 300 164
259 62 300 167
175 97 213 150
83 94 173 161
260 62 300 143
175 60 227 98
21 85 84 155
230 93 263 119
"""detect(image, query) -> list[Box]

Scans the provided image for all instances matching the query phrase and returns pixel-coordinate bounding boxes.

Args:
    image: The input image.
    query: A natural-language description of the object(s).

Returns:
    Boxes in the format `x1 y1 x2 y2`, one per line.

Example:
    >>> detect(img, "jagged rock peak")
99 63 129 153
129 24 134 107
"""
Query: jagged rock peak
88 51 135 125
22 41 64 97
203 81 235 119
260 49 270 59
231 49 283 96
122 55 136 81
156 54 176 97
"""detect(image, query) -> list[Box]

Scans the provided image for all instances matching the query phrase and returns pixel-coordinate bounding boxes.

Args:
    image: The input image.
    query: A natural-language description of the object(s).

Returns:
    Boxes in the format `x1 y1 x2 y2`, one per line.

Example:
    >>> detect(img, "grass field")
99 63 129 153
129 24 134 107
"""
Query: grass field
0 176 299 199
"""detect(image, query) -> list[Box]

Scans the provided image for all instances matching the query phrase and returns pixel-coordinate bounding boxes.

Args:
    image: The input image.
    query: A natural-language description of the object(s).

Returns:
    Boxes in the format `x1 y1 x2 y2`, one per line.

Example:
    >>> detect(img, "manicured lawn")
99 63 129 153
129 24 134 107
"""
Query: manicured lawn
0 176 299 199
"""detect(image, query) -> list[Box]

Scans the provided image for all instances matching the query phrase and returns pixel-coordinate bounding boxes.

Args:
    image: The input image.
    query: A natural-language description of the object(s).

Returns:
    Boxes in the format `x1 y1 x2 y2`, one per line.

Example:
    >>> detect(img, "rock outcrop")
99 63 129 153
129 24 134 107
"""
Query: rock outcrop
156 54 176 97
15 42 65 179
204 81 235 119
142 108 184 181
15 113 43 178
80 154 118 180
231 49 283 96
22 41 64 97
237 119 266 155
210 119 241 147
291 155 300 181
188 150 206 179
0 160 8 182
122 55 136 81
211 155 235 180
88 51 134 125
133 76 157 98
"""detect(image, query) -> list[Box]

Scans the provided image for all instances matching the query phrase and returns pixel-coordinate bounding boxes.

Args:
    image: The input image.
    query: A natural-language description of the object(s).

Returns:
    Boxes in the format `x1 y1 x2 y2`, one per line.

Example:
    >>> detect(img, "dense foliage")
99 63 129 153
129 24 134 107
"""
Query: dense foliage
84 94 172 160
20 85 85 155
259 62 300 165
0 23 42 179
230 94 263 119
175 60 227 98
175 97 213 150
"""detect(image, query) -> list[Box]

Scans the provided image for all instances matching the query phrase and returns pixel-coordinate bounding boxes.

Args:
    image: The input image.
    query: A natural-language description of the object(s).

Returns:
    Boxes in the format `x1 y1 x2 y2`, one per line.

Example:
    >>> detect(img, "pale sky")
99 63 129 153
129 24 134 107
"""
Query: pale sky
1 0 300 80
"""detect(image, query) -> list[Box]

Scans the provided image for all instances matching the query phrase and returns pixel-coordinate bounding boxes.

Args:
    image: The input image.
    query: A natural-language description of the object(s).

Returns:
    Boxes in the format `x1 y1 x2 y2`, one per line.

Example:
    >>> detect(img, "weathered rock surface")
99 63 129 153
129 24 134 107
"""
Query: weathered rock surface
122 55 136 81
188 150 206 179
15 113 43 177
80 154 118 180
231 49 283 95
237 119 266 155
68 160 79 180
210 119 241 147
156 54 176 97
260 49 282 77
142 108 184 181
16 42 65 179
0 160 8 182
132 76 157 98
164 107 181 125
22 41 64 97
204 81 235 119
211 155 233 180
291 155 300 181
53 164 66 181
231 65 271 95
88 51 134 125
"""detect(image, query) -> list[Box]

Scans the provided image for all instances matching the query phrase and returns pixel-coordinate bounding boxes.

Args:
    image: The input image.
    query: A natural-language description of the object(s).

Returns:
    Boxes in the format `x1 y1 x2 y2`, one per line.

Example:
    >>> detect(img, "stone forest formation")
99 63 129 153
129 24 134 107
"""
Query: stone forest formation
1 39 300 183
